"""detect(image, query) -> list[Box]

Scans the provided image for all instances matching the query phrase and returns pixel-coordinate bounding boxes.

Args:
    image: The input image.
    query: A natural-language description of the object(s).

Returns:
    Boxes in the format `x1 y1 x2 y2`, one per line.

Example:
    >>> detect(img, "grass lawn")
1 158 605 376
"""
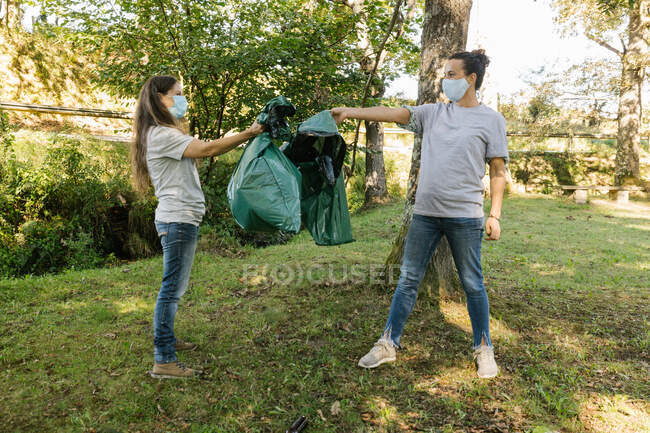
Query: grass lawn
1 194 648 433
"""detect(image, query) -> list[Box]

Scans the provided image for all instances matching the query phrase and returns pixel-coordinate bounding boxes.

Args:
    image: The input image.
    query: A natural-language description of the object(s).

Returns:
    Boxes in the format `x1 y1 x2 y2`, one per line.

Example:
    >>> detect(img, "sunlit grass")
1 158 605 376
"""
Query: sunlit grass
1 195 648 432
578 393 650 433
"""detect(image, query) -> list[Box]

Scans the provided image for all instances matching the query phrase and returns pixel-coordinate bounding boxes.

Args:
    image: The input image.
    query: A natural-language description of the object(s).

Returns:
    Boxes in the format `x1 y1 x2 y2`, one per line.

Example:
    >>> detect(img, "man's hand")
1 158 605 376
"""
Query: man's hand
485 216 501 241
330 107 348 125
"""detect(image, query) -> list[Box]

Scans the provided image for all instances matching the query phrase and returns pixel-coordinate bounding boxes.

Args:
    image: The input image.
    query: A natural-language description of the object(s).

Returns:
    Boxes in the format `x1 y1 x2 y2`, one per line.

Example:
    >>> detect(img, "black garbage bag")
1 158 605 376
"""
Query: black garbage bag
282 110 354 246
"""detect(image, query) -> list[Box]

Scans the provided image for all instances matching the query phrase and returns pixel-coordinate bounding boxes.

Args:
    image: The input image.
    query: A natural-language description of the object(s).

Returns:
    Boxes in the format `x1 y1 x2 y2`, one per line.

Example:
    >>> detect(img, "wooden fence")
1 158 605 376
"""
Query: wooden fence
1 101 648 152
0 101 132 119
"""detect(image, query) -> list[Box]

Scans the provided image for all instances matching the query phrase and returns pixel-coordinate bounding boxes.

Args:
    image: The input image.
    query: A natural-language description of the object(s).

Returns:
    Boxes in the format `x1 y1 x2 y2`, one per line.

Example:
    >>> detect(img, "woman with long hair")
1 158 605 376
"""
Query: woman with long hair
131 75 263 379
331 49 508 378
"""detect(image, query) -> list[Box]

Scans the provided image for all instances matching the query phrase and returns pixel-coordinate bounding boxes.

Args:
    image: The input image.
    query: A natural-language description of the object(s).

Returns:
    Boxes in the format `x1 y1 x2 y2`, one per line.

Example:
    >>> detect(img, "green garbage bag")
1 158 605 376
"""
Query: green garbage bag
300 171 354 246
283 110 354 246
227 96 302 233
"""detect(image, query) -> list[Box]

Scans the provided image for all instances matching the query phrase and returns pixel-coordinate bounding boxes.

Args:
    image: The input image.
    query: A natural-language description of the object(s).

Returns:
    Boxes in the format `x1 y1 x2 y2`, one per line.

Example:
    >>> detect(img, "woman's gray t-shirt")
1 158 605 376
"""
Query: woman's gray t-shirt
145 126 205 226
398 102 509 218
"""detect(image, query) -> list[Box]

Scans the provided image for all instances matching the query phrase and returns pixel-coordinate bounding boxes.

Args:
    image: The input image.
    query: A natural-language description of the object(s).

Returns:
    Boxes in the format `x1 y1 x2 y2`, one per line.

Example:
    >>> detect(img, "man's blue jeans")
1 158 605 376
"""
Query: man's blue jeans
153 221 199 364
383 213 492 349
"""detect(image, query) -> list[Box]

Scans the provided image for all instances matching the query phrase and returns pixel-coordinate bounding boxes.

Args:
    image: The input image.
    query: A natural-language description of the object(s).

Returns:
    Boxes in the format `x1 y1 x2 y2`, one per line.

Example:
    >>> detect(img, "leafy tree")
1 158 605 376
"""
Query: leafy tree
522 59 623 130
338 0 420 206
558 60 622 123
526 82 561 124
553 0 649 185
38 0 367 179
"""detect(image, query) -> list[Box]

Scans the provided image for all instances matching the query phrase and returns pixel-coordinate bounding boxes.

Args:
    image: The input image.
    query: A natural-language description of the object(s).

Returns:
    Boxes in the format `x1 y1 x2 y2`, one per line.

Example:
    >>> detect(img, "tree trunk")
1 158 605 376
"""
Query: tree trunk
614 0 647 186
364 119 389 205
3 0 23 28
363 76 390 206
383 0 473 303
344 0 391 206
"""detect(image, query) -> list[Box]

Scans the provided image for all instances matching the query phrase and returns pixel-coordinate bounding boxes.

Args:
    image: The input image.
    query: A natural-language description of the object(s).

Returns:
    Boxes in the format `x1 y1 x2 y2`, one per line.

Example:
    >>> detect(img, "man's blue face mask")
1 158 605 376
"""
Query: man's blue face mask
168 95 188 119
442 77 470 102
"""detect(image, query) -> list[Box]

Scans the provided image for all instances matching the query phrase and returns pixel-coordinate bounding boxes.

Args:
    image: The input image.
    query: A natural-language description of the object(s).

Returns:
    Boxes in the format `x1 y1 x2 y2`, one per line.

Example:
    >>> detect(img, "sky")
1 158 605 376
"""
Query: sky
385 0 621 103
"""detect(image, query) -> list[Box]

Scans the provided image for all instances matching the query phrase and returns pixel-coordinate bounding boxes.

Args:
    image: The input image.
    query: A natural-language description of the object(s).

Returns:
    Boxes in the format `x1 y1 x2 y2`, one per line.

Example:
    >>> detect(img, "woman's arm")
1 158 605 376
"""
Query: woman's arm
182 121 265 159
330 106 411 125
485 157 506 240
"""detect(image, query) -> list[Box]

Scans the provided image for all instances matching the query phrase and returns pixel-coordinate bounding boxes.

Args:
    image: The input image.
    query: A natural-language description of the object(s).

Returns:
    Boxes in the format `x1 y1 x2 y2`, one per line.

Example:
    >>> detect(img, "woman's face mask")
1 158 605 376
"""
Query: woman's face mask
442 77 470 102
168 95 188 119
442 59 474 102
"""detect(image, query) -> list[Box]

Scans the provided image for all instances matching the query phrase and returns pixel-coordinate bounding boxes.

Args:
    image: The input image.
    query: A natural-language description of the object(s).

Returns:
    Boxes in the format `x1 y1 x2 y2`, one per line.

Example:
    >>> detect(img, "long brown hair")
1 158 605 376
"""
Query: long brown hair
131 75 181 194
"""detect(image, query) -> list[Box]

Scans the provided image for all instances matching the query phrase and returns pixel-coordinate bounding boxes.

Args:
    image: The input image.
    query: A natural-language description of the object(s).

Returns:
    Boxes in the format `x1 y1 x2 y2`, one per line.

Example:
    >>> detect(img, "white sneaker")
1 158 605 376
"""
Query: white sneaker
358 338 396 369
474 344 498 378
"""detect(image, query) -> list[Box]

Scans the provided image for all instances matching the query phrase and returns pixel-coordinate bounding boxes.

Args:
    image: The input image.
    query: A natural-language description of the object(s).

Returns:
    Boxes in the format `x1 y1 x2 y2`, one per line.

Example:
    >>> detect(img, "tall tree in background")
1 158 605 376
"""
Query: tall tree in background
554 0 650 185
384 0 473 301
339 0 419 206
522 59 622 129
0 0 24 27
39 0 366 180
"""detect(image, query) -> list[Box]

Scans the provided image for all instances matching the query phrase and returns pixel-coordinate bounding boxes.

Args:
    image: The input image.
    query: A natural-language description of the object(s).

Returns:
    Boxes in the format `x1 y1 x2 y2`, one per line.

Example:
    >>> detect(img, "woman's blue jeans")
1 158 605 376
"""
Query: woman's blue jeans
383 213 492 349
153 221 199 364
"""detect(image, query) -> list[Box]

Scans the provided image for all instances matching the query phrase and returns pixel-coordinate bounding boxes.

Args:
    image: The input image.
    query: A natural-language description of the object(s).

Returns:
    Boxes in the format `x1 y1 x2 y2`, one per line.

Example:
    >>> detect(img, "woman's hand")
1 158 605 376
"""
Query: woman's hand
485 216 501 241
246 120 265 137
330 107 349 125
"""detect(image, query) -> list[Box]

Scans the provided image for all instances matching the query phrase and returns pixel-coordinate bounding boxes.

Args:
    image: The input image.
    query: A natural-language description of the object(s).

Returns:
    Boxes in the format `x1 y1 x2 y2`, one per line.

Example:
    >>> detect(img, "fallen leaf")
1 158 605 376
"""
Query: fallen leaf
316 409 326 422
330 400 341 416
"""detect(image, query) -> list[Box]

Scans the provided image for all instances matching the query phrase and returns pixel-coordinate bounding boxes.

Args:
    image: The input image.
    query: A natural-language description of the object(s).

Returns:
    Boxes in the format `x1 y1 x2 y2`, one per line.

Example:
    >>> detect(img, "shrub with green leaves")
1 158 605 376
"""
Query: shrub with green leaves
0 114 160 277
346 151 406 213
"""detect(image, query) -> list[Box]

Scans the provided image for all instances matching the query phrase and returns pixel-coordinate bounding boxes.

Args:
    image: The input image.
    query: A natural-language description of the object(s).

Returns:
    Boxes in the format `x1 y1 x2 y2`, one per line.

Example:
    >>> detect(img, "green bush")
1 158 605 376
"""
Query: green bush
346 149 405 213
199 153 241 239
509 151 615 193
346 153 367 213
0 217 104 276
0 122 411 277
0 111 159 277
0 122 296 277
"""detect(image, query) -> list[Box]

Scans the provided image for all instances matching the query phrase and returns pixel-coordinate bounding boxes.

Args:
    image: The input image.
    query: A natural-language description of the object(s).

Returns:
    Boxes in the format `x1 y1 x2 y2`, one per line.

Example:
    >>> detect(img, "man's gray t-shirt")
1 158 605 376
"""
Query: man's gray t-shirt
398 102 508 218
146 126 205 226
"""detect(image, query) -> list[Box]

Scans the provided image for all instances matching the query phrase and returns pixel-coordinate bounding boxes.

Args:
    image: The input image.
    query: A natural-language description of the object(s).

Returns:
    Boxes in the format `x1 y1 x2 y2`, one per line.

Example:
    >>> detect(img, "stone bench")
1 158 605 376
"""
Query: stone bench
560 185 645 204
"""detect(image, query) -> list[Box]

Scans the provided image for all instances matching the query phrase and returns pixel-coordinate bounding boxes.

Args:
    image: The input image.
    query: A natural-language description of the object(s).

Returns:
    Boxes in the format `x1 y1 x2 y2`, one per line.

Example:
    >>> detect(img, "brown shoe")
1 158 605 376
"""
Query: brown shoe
175 339 197 351
150 361 202 379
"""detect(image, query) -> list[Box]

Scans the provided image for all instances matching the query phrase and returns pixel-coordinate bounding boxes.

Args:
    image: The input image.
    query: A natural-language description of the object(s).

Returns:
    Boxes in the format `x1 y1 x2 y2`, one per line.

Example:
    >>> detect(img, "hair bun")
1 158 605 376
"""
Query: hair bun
471 49 490 67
